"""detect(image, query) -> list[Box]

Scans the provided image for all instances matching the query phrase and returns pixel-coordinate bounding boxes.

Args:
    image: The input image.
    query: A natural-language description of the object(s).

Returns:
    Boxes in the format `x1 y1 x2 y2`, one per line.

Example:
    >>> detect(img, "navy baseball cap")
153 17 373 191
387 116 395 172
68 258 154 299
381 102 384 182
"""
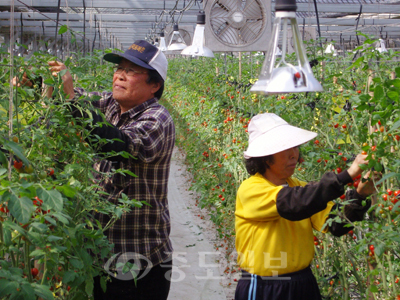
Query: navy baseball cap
104 40 168 81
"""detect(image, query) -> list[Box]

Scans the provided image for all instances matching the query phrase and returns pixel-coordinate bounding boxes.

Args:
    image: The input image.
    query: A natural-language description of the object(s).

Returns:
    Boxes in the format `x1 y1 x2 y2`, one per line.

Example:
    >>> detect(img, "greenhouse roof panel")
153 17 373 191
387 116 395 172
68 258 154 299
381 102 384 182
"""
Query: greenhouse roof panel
0 0 399 51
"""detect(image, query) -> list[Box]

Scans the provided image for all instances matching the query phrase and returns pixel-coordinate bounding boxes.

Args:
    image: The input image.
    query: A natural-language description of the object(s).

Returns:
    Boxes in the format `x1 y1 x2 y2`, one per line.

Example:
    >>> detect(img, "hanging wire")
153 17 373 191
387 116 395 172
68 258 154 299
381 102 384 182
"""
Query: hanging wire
15 0 92 52
9 0 15 180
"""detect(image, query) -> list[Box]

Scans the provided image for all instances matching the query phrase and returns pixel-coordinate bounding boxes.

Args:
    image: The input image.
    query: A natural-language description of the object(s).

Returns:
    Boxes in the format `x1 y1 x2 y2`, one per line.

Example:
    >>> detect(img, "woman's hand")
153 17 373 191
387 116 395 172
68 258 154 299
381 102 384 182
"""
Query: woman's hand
347 154 369 179
357 170 381 197
12 72 33 87
47 61 75 100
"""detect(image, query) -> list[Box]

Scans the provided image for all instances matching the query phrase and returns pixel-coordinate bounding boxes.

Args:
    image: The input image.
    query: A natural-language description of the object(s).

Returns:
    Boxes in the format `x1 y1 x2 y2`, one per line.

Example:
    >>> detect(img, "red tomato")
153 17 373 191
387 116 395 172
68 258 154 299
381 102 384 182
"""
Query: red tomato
48 168 55 176
33 196 43 206
31 268 39 277
13 160 23 169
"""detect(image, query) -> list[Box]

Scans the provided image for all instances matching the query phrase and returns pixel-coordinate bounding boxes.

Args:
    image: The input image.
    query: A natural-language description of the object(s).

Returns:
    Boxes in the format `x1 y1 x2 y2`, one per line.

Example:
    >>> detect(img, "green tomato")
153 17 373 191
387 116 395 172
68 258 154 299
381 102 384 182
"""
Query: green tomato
38 171 47 179
24 165 34 174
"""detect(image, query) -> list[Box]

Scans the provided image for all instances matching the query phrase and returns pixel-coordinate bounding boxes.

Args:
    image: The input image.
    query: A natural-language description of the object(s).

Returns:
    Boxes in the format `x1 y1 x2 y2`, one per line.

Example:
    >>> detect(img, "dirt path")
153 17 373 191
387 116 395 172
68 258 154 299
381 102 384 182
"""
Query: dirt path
168 147 237 300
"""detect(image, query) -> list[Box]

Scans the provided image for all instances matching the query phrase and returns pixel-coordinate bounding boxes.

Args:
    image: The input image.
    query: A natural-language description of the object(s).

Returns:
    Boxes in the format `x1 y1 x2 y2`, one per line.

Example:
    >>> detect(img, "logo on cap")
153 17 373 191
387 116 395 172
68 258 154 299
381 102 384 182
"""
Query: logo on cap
128 44 145 53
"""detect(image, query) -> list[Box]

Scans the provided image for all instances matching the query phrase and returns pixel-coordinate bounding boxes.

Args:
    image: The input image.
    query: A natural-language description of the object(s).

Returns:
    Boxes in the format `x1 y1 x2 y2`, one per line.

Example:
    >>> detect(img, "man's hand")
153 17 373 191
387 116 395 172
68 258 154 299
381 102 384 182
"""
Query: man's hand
47 61 75 100
357 170 381 197
12 72 33 87
347 153 369 179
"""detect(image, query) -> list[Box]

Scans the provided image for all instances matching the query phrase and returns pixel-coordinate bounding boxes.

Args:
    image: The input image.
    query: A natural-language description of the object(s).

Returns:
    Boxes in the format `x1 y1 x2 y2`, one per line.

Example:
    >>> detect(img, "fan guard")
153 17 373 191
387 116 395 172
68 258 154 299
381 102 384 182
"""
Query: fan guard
208 0 266 47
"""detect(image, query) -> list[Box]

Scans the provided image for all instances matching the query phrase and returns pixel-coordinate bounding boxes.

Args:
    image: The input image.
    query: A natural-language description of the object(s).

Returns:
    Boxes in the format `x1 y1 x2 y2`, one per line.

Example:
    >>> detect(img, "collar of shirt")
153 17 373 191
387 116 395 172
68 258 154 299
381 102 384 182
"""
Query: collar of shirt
123 97 158 118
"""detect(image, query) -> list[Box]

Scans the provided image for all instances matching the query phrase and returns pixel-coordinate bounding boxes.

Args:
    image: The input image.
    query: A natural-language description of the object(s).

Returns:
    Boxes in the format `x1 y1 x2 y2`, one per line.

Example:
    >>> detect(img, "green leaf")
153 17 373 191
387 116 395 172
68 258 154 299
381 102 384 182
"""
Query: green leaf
62 271 77 284
387 90 399 101
2 227 12 246
56 185 76 198
29 222 49 233
85 277 94 297
395 67 400 78
51 212 70 224
31 283 54 300
374 243 385 257
58 24 68 35
391 79 400 88
100 276 107 293
373 85 384 101
0 279 19 297
47 235 63 242
20 283 36 300
388 120 400 133
8 194 34 224
37 188 63 212
69 258 84 270
0 167 7 176
2 140 29 166
30 249 45 257
43 78 55 86
59 69 67 77
0 150 8 167
370 284 379 293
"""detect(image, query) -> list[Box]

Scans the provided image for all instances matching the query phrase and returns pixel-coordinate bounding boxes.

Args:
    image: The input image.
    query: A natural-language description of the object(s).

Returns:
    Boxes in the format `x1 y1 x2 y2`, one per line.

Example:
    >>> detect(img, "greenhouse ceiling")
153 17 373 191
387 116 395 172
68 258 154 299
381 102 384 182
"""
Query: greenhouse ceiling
0 0 400 53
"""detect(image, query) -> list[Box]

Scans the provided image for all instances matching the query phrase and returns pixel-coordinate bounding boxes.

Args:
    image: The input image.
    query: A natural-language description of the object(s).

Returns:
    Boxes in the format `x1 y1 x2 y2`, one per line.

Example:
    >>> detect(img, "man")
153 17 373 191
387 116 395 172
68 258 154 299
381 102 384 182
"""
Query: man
50 40 175 299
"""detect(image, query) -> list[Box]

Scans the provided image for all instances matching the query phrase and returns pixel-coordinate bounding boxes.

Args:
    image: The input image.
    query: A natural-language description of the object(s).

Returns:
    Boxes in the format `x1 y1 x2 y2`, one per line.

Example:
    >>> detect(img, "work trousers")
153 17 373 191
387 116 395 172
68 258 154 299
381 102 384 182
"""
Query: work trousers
235 266 322 300
93 257 173 300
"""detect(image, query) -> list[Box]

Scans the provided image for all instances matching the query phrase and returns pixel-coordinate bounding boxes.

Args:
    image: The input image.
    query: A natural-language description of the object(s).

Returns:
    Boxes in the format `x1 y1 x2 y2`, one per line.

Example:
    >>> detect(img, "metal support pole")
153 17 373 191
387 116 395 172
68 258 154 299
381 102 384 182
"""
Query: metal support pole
83 0 86 55
54 0 62 53
312 0 322 49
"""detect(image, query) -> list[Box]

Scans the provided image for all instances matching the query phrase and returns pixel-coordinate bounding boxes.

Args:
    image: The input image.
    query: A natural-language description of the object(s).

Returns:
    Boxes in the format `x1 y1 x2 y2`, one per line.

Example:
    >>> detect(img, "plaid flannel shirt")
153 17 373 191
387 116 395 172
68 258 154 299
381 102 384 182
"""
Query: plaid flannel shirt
74 88 175 270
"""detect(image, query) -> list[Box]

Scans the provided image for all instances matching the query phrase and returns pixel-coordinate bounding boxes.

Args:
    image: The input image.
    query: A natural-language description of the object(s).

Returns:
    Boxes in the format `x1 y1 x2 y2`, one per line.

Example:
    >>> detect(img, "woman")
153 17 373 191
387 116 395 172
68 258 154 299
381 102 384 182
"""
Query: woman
235 113 377 300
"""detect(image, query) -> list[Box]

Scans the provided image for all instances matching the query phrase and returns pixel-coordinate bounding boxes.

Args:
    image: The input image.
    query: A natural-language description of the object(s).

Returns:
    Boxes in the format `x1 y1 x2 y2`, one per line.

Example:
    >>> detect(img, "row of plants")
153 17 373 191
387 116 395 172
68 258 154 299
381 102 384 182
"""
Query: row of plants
0 44 140 299
162 35 400 299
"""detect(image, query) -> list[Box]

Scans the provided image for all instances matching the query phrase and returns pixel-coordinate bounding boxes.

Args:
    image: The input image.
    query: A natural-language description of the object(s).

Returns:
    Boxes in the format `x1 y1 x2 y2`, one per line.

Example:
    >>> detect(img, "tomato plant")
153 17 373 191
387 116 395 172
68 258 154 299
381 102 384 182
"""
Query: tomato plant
0 46 138 299
163 33 400 300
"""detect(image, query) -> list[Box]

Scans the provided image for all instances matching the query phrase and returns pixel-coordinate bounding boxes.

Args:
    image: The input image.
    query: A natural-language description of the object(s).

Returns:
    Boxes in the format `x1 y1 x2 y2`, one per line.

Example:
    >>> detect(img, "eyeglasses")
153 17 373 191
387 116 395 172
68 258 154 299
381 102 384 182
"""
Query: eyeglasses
113 66 147 76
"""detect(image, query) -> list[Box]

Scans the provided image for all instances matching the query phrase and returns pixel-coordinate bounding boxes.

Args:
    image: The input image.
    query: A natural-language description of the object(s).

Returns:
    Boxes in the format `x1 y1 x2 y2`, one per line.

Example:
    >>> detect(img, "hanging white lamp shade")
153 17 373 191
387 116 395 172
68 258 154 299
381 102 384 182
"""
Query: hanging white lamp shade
275 46 282 56
250 0 323 95
158 32 167 51
376 38 388 53
181 11 214 58
167 24 187 51
324 43 337 56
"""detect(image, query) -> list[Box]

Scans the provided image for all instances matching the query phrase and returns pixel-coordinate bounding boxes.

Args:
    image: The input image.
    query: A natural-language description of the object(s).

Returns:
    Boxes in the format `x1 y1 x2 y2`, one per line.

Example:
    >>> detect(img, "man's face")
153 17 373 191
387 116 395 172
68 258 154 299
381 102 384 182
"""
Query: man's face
112 59 160 113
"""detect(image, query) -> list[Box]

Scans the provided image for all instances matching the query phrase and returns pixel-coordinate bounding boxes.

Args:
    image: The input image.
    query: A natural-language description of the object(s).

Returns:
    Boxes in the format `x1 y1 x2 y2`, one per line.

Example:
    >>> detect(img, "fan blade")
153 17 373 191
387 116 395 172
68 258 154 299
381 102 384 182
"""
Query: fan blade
240 21 263 44
242 0 264 18
216 23 246 45
211 6 232 19
213 0 240 14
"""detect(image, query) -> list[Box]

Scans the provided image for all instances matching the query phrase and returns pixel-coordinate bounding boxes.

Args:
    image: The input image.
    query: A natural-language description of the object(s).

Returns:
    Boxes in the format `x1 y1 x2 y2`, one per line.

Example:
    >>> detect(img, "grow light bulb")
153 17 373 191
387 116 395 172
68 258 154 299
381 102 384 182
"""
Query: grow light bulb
167 24 187 52
158 32 167 51
181 11 214 58
250 0 323 95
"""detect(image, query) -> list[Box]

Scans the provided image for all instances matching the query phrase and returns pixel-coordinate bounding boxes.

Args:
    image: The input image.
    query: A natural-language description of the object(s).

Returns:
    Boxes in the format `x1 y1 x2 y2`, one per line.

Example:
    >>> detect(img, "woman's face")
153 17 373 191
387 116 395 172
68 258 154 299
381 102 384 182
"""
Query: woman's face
264 146 300 185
